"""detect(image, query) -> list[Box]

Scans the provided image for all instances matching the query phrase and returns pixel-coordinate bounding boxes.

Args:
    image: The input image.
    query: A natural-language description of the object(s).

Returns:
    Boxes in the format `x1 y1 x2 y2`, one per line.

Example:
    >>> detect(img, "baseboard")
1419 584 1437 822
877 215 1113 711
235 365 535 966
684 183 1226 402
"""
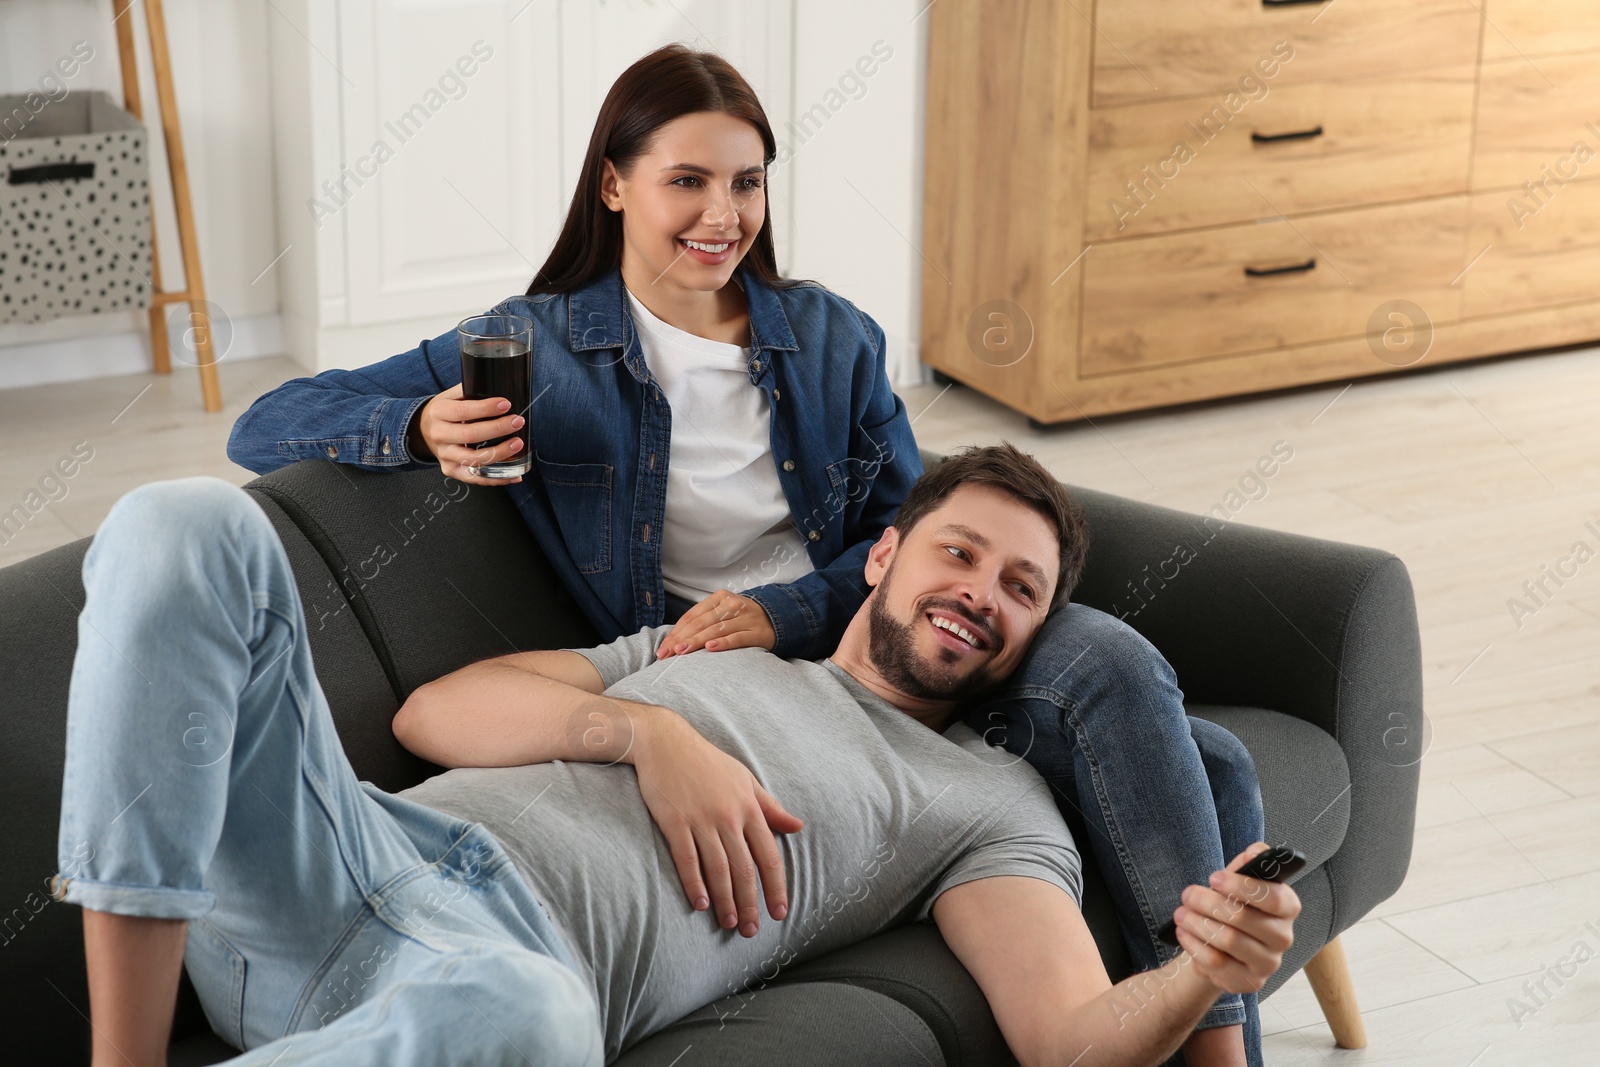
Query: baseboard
0 312 285 391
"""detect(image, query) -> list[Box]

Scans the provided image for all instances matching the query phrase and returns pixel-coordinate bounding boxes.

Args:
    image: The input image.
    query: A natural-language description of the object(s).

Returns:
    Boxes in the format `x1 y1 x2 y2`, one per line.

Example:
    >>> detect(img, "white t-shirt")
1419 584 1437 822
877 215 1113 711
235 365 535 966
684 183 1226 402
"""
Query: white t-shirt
625 289 814 603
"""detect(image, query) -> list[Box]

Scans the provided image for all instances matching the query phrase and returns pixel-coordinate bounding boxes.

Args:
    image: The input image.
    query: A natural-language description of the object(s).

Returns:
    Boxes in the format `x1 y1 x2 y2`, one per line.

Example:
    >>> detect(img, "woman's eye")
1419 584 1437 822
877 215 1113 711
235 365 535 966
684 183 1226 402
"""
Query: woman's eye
670 175 763 192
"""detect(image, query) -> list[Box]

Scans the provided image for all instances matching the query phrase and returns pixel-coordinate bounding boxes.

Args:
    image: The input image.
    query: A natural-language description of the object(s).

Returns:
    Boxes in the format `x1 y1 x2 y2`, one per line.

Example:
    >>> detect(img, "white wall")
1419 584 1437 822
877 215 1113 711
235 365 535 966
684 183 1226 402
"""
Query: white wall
0 0 284 388
784 1 930 386
0 0 929 390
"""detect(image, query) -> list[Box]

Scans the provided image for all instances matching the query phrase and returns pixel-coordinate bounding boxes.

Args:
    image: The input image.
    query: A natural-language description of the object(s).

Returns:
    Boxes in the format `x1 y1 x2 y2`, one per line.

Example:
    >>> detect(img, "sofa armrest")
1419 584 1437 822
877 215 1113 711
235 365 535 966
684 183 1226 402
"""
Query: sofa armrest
1063 484 1422 930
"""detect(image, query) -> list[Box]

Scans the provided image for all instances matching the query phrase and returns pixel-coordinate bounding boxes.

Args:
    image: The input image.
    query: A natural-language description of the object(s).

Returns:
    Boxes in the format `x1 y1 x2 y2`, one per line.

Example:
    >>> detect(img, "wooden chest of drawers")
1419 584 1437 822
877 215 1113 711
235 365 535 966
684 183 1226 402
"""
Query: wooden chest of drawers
920 0 1600 423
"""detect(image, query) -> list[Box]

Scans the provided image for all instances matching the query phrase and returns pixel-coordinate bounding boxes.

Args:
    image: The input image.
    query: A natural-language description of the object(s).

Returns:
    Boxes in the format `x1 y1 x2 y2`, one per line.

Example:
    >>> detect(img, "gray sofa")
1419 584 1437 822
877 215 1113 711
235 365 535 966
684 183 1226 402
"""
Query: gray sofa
0 452 1422 1065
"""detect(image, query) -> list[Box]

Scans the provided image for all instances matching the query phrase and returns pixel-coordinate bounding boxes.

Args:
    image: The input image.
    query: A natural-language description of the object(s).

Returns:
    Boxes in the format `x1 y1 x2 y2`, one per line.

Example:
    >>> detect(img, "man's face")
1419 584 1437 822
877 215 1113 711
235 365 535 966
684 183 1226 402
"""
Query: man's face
864 484 1059 702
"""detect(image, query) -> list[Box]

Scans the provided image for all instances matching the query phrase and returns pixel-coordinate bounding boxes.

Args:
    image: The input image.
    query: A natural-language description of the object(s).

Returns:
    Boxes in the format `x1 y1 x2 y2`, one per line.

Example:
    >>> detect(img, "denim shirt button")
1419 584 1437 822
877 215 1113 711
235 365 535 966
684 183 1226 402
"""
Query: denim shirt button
324 445 338 459
645 591 653 606
381 436 391 455
751 359 762 373
772 388 781 401
783 460 795 472
808 531 821 542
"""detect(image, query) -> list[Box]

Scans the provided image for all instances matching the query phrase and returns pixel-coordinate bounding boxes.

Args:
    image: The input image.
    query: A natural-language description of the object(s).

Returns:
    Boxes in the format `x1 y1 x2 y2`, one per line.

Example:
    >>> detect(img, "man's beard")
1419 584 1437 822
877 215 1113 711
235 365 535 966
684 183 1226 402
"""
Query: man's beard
866 563 1004 703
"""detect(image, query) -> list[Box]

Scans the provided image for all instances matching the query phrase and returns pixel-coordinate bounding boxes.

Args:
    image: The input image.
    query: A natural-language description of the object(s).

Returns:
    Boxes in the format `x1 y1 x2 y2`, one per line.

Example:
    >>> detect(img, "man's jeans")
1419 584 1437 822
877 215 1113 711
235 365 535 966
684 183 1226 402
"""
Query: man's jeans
967 604 1268 1067
54 478 603 1065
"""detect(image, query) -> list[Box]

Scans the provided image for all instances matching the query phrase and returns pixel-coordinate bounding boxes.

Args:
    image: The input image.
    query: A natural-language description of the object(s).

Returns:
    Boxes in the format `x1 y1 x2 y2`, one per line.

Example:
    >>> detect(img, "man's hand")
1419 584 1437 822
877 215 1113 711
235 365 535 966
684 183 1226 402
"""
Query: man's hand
1171 843 1301 995
396 651 802 938
633 710 802 937
656 590 776 658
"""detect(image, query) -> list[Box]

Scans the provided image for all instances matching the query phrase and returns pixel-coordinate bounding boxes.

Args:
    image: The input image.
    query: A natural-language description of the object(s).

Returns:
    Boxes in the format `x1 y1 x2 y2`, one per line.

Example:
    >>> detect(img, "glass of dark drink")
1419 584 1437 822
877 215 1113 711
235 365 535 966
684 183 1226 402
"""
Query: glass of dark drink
457 313 534 479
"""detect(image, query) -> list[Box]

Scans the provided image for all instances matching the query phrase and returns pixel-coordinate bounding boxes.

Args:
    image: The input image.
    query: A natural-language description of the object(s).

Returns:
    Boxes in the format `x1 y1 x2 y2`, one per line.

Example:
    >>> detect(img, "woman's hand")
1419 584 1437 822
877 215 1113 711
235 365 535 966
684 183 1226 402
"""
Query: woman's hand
410 384 527 486
656 590 777 659
633 710 803 937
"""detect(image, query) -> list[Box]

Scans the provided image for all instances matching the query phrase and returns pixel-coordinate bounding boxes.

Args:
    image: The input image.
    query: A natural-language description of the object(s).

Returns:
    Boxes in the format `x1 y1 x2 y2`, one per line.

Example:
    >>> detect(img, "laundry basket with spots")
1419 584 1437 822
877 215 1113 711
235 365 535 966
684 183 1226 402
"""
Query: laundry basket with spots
1 91 151 325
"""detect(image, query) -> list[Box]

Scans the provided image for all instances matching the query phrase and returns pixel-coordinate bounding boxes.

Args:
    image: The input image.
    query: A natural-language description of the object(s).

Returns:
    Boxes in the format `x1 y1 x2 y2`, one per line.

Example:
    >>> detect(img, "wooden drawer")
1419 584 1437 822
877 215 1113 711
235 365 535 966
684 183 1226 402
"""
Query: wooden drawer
1463 181 1600 318
1085 67 1475 240
1091 0 1479 106
1481 1 1600 61
1474 54 1600 192
1080 198 1468 374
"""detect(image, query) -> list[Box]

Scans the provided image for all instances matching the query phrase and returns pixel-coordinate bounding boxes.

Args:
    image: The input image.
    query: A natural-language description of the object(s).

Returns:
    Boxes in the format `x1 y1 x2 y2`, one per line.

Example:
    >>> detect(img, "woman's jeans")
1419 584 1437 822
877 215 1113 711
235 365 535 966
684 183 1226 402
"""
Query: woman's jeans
966 603 1268 1067
53 477 603 1065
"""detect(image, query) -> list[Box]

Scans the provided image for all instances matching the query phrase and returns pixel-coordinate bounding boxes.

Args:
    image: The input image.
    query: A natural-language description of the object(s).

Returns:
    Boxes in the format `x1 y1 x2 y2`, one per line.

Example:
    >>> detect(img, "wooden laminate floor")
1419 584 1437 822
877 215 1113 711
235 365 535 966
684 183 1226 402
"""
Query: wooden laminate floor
3 346 1597 1064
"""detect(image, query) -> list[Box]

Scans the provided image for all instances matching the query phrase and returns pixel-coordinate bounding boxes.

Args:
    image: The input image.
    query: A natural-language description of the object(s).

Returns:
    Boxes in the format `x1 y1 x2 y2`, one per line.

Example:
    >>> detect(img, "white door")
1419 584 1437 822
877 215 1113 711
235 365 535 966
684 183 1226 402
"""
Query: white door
338 0 793 326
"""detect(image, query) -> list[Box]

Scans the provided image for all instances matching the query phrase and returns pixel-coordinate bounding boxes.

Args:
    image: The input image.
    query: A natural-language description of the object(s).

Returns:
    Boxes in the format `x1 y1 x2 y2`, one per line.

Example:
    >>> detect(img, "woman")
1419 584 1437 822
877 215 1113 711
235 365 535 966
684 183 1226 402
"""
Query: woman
229 44 1264 1066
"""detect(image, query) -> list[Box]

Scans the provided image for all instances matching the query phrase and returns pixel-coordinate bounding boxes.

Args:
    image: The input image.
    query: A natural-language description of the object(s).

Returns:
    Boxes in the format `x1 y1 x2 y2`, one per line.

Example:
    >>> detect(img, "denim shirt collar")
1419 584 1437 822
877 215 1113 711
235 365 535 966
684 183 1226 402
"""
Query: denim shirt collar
565 266 800 384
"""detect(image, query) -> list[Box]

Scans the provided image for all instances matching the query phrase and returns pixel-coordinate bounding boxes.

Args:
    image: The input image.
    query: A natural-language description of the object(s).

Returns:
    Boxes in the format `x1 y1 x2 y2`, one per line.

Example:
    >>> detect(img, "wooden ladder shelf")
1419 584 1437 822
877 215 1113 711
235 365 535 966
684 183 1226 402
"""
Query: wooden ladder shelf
111 0 223 412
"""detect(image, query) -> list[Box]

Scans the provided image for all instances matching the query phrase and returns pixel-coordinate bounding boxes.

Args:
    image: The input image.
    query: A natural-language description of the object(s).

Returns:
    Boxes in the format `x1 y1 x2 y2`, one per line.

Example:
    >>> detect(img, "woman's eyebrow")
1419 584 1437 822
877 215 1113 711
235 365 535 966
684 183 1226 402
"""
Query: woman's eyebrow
660 163 766 176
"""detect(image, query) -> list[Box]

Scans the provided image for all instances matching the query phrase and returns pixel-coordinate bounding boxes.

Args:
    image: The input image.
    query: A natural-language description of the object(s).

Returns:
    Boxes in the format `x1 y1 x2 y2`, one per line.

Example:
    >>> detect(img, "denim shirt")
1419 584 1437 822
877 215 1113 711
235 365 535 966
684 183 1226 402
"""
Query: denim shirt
227 267 922 660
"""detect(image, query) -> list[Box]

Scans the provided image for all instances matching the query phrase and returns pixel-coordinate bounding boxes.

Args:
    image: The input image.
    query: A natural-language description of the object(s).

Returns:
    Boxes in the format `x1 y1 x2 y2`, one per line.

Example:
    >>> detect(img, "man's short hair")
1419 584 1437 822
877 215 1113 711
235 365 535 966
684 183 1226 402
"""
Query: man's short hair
893 443 1088 609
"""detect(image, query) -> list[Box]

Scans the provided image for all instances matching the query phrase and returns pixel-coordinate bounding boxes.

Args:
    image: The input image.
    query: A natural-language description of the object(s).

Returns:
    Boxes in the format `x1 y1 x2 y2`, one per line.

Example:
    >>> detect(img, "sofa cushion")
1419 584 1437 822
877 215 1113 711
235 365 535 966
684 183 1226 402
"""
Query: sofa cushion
1188 705 1352 874
168 1031 239 1067
614 978 947 1066
245 463 599 711
614 923 1007 1067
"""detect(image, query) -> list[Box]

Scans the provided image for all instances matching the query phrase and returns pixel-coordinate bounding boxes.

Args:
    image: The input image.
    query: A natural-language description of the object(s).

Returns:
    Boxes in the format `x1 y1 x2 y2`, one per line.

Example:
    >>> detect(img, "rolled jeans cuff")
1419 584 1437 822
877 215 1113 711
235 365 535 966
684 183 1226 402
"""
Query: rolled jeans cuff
53 875 215 921
1197 991 1246 1031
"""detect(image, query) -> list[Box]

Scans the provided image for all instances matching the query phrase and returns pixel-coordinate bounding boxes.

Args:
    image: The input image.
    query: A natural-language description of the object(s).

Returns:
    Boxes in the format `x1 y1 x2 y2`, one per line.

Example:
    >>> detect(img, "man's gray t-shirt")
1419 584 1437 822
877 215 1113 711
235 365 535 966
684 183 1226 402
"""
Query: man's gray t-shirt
399 627 1081 1061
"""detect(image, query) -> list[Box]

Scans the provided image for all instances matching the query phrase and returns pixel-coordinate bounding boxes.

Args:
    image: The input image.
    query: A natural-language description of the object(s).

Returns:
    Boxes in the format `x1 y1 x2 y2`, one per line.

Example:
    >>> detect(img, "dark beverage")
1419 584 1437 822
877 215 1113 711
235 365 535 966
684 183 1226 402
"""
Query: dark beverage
457 315 534 478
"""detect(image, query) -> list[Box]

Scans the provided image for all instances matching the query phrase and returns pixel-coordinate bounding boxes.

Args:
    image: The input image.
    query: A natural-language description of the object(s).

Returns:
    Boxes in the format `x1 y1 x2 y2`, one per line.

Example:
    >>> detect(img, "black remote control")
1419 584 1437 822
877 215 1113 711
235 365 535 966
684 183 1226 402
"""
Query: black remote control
1157 844 1307 948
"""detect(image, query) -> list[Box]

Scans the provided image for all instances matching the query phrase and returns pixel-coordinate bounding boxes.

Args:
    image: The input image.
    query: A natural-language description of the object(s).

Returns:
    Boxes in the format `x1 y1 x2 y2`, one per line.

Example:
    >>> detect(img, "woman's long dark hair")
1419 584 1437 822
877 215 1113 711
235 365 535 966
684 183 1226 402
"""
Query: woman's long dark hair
526 45 793 296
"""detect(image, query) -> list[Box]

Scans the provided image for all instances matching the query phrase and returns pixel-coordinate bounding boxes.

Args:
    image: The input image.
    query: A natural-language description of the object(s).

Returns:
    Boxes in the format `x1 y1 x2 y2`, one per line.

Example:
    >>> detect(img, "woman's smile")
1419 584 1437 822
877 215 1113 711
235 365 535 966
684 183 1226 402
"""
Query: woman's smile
677 236 737 265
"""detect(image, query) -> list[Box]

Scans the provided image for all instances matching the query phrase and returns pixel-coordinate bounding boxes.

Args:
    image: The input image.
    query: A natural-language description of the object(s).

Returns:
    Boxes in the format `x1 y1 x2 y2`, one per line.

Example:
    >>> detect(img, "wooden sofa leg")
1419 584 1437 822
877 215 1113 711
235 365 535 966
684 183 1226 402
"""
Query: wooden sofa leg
1303 936 1368 1049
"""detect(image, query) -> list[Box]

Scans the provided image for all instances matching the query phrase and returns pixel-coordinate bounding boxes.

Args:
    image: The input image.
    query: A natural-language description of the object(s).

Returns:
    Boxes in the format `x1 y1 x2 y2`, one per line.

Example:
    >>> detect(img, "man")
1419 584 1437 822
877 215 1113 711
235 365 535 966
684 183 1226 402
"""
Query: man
55 444 1297 1066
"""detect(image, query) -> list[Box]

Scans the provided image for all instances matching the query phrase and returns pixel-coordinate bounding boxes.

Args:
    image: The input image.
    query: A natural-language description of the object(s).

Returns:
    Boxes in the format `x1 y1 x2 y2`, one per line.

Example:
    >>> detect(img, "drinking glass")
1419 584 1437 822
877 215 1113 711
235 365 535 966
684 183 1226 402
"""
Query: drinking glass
457 313 534 479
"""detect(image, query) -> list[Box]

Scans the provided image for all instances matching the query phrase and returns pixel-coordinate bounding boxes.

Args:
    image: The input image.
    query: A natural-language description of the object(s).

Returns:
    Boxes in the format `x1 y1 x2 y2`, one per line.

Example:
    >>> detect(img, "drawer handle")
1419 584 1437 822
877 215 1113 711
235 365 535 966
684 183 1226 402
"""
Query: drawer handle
7 161 96 185
1244 258 1316 277
1251 125 1324 144
1261 0 1326 6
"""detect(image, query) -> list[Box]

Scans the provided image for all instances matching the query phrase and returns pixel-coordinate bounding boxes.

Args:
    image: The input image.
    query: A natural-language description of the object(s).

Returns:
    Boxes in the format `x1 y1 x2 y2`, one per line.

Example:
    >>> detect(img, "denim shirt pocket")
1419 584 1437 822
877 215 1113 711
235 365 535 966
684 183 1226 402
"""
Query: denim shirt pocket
824 439 892 516
535 455 614 574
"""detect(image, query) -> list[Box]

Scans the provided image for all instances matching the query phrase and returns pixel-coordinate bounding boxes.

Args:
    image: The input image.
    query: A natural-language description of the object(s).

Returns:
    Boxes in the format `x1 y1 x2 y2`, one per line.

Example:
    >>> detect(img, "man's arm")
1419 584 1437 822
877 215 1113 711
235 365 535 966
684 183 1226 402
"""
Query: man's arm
933 849 1298 1067
934 876 1212 1067
392 648 802 939
393 649 627 768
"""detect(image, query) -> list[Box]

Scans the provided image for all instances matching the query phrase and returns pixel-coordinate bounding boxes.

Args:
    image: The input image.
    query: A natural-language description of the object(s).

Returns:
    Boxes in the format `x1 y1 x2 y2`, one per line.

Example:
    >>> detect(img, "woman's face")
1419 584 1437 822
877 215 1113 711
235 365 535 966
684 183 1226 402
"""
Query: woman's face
602 111 767 294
